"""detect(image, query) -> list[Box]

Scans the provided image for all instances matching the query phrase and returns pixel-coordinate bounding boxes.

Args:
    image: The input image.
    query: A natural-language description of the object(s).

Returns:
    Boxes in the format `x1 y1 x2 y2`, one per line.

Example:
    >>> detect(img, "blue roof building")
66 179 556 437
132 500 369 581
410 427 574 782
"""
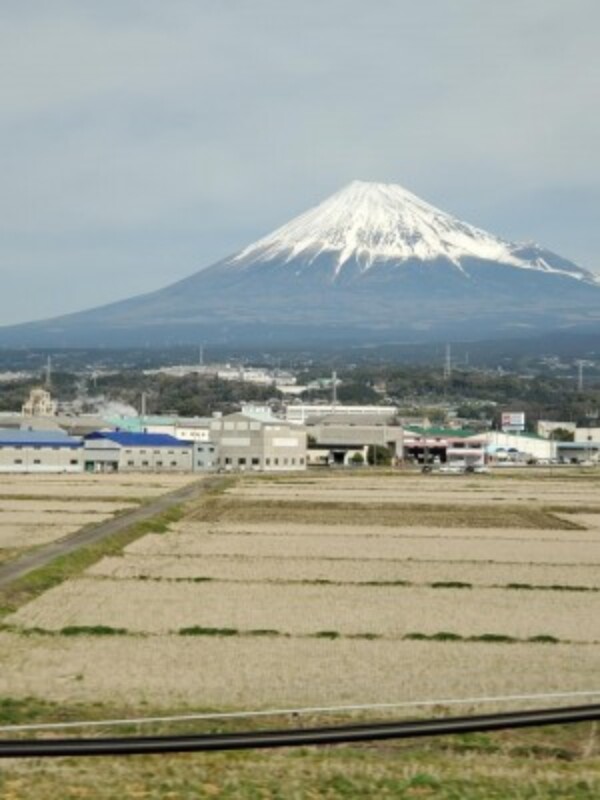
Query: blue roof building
84 431 194 473
86 431 191 448
0 429 82 448
0 428 83 473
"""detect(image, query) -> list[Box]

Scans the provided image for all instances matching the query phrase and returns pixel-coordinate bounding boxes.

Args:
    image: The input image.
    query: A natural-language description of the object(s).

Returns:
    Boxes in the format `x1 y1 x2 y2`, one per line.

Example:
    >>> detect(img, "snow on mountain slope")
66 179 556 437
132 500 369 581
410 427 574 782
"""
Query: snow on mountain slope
230 180 593 282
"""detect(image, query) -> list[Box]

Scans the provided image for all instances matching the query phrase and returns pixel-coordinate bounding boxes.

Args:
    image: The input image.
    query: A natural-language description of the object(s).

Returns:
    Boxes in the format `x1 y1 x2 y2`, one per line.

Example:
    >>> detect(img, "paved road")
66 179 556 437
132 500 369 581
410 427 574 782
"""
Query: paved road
0 476 223 590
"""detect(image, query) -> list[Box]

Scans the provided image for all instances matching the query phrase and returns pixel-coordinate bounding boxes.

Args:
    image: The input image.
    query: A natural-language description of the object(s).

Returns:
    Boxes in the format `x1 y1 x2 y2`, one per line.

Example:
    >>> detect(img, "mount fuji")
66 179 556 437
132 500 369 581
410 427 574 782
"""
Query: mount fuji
3 180 600 346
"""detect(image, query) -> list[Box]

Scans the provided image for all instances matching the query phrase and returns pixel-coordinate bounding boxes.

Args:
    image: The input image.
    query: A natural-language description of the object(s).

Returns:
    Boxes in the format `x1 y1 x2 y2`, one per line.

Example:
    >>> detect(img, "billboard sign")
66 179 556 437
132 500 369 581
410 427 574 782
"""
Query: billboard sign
501 412 525 432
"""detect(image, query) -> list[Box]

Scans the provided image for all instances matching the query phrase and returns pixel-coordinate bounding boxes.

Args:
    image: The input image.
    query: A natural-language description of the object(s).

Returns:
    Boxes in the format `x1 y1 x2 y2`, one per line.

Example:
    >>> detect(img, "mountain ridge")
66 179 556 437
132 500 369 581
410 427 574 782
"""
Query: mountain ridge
1 180 599 346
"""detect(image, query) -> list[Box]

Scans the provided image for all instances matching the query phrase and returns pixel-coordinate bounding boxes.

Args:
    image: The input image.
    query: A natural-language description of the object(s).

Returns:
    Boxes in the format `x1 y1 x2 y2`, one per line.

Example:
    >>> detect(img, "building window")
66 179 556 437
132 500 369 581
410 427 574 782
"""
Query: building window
225 457 232 465
251 457 260 466
142 460 149 467
33 459 41 464
197 460 204 466
70 459 78 465
291 458 295 465
156 461 163 467
299 457 304 465
127 460 135 466
14 459 22 464
265 458 270 466
238 457 246 466
170 461 177 467
274 458 279 466
284 458 289 465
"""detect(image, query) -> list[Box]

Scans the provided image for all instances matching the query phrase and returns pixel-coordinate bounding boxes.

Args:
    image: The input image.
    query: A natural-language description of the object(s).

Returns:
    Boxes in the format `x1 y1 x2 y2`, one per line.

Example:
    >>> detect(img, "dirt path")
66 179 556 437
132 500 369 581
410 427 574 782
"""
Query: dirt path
0 477 221 590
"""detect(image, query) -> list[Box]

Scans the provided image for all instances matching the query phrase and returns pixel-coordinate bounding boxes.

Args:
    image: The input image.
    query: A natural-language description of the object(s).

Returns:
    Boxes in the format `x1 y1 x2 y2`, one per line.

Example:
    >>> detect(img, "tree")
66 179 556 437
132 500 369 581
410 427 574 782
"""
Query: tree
367 445 392 466
350 452 364 465
550 428 575 442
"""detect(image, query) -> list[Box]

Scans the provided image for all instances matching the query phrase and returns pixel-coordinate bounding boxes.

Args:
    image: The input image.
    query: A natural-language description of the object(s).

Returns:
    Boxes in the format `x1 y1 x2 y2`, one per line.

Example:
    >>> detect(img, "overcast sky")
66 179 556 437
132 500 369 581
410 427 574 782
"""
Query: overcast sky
1 0 599 324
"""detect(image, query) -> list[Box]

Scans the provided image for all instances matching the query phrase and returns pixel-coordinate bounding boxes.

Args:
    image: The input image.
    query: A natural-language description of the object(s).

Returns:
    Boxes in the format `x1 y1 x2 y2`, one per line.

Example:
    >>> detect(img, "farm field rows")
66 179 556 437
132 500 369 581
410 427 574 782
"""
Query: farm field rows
1 469 599 797
0 474 193 569
1 470 599 708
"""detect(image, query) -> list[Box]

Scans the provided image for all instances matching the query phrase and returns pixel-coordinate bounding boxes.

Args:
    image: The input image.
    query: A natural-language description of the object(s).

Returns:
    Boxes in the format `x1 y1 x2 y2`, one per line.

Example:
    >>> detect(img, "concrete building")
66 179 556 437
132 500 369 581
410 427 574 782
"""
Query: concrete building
537 420 576 439
574 427 600 443
84 432 193 472
193 441 218 471
21 389 57 417
403 427 486 468
0 429 83 473
476 431 557 463
210 412 307 472
285 404 398 425
106 414 213 442
308 420 404 466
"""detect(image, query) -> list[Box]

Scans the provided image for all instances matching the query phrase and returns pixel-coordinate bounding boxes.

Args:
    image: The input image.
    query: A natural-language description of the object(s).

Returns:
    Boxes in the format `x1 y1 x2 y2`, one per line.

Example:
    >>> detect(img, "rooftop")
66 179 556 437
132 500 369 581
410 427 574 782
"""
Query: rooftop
86 431 190 447
0 429 82 447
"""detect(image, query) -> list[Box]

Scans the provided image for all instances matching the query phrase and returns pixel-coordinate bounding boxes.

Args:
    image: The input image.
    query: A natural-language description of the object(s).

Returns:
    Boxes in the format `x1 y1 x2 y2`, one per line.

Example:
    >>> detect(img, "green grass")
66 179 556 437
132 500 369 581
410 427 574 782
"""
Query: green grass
311 630 341 639
430 581 473 589
178 626 239 636
60 625 128 636
0 724 598 798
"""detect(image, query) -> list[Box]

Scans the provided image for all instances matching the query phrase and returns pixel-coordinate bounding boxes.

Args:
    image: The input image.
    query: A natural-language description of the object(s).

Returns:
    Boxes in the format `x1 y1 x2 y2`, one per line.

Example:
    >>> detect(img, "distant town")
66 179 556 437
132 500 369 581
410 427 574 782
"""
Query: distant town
2 348 600 476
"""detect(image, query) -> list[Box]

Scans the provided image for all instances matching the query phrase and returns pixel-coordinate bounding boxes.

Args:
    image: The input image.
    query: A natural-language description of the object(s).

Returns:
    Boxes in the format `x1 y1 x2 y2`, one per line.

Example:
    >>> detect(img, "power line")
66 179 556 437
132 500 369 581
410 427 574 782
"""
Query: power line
1 704 599 758
1 689 599 734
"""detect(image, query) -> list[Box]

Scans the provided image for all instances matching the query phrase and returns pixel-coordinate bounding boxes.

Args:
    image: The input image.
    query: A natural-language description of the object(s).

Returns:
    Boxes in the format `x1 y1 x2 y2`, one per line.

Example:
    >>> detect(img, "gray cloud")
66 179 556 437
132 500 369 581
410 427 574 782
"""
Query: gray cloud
0 0 598 323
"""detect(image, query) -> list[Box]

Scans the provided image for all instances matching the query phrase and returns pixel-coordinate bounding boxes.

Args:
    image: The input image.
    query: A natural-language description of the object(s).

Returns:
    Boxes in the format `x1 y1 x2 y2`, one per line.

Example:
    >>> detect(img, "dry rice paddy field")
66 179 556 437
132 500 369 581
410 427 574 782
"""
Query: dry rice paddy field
1 469 600 797
0 473 193 564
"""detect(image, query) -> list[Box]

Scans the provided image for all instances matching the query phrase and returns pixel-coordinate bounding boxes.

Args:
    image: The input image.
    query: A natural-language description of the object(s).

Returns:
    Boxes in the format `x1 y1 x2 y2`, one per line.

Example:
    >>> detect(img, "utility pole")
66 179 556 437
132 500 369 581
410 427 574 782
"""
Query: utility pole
332 371 338 406
577 361 584 392
141 392 147 427
443 344 452 381
45 356 52 388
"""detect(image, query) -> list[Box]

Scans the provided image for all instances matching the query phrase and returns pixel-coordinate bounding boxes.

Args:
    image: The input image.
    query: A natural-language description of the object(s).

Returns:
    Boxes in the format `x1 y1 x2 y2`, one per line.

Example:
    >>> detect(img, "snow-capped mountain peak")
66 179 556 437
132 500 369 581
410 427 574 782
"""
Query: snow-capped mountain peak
231 180 592 282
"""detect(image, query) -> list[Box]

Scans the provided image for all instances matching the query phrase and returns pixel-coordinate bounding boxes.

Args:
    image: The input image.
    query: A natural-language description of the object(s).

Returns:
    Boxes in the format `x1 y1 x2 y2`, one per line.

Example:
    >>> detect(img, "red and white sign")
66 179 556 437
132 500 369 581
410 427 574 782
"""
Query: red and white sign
501 412 525 432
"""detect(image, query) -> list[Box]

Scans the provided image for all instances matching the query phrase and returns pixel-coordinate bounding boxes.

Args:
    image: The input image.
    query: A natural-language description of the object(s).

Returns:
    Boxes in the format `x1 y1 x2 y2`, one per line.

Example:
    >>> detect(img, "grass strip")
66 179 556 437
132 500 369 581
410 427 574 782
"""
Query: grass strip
0 504 187 619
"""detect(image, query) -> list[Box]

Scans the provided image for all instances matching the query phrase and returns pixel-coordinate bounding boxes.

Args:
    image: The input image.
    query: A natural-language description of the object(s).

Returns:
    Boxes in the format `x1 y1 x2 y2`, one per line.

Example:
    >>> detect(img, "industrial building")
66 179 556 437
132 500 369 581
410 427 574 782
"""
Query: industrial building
0 429 83 473
106 414 213 442
403 427 486 468
285 404 398 425
479 431 557 463
209 412 307 472
84 432 193 472
307 418 403 467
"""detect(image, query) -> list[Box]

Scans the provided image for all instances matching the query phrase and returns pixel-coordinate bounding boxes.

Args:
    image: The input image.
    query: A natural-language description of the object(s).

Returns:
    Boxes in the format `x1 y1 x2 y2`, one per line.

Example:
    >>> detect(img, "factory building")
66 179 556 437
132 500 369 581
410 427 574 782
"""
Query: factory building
307 416 404 466
209 412 307 472
403 427 486 468
285 404 398 425
84 432 193 472
478 431 557 463
0 429 83 473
